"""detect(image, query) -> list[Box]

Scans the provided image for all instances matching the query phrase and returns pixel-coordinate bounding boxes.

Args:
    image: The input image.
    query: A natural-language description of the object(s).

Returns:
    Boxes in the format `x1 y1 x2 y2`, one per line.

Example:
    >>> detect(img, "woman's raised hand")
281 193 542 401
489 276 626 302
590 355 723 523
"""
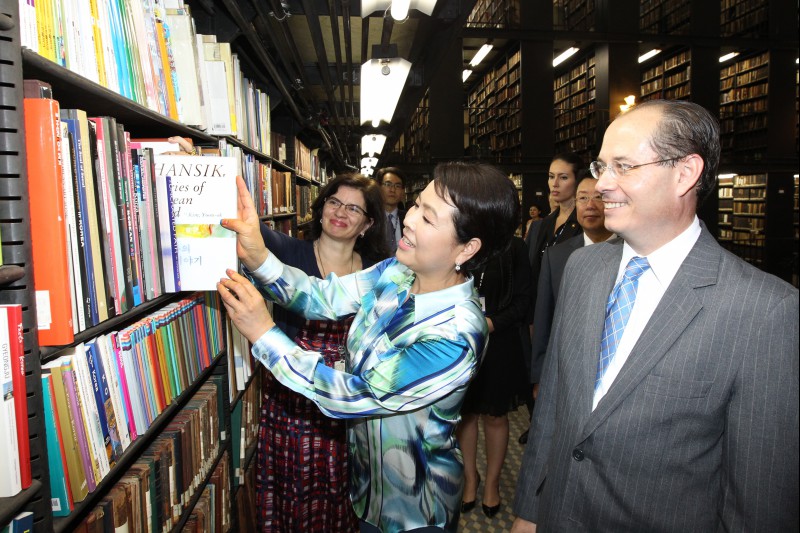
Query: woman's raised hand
221 176 270 271
217 269 276 344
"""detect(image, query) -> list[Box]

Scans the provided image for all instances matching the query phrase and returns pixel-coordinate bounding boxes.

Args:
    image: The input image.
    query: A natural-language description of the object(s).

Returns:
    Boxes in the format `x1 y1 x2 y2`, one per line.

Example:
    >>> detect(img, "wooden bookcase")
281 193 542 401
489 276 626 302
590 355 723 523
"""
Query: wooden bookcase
640 48 692 102
553 53 596 160
727 174 768 269
398 91 431 164
553 0 596 31
717 175 734 247
465 0 520 28
720 0 769 38
719 51 769 163
467 46 522 164
640 0 691 35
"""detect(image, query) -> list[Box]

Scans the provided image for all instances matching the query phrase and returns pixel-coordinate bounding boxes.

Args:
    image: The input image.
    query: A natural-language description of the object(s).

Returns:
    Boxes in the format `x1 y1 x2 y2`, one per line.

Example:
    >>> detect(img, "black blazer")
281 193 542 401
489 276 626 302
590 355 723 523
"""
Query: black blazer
530 233 584 383
524 207 582 312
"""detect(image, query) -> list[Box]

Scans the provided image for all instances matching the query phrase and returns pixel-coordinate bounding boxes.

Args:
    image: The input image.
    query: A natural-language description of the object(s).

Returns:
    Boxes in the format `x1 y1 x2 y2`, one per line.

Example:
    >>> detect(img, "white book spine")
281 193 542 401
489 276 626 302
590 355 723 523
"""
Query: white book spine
0 309 21 497
70 344 111 479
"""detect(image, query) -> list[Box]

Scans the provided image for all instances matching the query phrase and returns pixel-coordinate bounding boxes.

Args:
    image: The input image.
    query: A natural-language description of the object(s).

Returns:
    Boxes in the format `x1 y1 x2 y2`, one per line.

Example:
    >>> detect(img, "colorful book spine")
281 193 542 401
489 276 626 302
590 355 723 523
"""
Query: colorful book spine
41 373 74 516
1 305 31 488
0 308 21 497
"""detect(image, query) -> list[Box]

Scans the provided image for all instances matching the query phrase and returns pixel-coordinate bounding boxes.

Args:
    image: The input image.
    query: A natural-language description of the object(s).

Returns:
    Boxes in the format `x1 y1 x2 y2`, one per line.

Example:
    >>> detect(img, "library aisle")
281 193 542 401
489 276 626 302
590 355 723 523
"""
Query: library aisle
459 406 530 532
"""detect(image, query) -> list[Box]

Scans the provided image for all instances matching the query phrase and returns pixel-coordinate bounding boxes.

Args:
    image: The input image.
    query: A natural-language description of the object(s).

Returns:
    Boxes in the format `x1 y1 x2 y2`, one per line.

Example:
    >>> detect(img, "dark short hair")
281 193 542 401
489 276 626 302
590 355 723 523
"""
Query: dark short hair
375 166 407 185
626 99 720 204
552 152 588 180
432 161 519 273
309 173 390 263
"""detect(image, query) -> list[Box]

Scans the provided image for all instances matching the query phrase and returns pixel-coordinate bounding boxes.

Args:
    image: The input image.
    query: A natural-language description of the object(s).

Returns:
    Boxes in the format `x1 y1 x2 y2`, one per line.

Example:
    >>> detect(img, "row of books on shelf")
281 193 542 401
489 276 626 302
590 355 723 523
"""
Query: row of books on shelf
25 87 300 345
38 293 223 513
68 383 230 532
0 511 33 533
231 371 260 487
19 0 276 152
238 160 294 218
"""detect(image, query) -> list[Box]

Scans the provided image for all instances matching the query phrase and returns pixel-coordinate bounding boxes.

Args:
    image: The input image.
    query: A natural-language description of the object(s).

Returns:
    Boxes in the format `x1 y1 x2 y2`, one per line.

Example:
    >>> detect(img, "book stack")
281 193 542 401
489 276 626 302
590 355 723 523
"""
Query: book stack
217 139 275 216
24 91 240 346
0 305 32 498
71 380 228 531
231 370 261 487
39 292 224 513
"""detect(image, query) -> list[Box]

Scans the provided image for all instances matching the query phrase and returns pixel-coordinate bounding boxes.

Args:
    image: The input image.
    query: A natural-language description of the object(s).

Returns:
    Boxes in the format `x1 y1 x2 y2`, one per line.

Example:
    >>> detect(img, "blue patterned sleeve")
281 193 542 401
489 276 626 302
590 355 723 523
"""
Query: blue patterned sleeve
251 323 482 419
248 249 386 321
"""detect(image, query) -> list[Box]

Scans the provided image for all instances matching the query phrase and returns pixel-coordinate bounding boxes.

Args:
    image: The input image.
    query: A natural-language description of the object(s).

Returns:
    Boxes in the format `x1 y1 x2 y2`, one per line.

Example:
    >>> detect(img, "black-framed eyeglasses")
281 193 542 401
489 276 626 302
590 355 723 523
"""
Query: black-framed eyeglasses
324 196 368 217
382 181 404 190
589 157 682 180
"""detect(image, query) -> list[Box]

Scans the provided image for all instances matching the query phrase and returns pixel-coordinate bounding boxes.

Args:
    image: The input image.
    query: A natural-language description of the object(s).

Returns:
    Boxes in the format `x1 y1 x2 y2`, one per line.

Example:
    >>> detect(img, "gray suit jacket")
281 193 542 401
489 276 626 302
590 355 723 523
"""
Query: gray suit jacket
513 228 799 532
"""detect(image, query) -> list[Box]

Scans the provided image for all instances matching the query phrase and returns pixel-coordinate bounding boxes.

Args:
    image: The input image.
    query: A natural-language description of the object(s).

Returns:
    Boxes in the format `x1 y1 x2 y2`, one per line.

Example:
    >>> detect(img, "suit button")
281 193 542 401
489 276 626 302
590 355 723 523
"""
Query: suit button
572 448 584 461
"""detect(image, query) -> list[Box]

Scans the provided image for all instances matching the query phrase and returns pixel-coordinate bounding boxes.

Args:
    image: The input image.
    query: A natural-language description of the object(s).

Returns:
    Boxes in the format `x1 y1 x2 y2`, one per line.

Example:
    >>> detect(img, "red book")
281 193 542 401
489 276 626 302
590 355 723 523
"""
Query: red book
24 98 75 346
1 305 31 488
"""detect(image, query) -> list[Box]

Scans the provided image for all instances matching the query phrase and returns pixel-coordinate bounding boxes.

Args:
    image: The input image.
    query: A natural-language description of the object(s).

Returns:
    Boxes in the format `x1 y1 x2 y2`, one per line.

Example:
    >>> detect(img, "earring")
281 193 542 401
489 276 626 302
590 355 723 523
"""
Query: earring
360 232 365 238
455 263 461 272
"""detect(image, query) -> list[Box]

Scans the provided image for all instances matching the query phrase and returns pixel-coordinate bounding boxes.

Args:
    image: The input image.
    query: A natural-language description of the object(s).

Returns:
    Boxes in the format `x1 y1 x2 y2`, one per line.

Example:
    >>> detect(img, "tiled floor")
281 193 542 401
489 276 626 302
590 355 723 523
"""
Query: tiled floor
458 406 531 532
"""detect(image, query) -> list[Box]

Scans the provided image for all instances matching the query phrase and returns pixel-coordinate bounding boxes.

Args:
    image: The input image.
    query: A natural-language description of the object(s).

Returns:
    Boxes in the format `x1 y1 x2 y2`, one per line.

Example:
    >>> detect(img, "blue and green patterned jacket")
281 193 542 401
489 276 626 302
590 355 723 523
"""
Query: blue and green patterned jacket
249 253 488 532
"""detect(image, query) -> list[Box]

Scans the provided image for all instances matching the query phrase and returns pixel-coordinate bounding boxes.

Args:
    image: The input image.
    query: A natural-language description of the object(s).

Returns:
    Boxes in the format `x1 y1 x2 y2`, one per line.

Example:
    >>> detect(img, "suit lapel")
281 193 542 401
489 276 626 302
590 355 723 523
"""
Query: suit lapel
579 230 721 440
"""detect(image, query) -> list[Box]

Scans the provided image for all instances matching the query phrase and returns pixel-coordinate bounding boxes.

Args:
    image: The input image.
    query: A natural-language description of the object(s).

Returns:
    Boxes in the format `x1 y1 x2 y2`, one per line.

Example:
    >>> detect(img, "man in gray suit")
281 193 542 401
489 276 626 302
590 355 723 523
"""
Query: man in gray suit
512 99 798 532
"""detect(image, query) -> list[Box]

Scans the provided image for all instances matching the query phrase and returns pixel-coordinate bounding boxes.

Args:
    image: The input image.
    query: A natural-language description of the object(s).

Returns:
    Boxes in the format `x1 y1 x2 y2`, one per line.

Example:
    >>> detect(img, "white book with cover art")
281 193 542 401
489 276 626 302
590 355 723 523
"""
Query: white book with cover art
153 154 238 291
0 308 21 497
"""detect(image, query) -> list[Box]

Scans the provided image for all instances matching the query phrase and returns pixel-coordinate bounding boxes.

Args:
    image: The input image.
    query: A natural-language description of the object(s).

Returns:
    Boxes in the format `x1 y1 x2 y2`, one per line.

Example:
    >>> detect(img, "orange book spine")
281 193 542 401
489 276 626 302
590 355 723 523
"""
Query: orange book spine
24 98 75 346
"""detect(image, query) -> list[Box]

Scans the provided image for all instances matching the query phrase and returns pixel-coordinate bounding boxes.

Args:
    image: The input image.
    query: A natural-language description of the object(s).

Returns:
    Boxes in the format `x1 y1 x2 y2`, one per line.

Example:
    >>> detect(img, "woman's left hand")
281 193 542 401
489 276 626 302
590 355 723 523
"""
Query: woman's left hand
217 269 276 344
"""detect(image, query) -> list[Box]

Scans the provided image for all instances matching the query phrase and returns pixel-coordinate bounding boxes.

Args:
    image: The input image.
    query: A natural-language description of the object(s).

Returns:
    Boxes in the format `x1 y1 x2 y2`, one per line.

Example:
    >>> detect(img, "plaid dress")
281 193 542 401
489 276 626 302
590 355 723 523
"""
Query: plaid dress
255 317 359 532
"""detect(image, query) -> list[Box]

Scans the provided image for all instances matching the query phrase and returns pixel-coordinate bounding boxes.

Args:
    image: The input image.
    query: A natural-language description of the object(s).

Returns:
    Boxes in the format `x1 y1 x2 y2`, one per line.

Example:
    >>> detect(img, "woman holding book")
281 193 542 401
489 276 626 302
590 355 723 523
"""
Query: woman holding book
218 161 519 532
253 174 388 532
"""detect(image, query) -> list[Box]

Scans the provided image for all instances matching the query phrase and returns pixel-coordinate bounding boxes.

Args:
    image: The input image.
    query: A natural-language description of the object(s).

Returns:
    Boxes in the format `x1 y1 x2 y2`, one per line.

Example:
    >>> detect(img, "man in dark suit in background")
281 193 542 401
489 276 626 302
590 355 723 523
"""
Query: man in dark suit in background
512 99 798 532
529 176 616 395
375 167 406 255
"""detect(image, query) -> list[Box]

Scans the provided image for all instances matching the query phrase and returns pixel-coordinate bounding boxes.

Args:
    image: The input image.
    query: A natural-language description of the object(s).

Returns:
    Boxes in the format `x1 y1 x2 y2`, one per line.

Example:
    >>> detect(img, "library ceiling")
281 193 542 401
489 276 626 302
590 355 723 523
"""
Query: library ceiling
204 0 478 170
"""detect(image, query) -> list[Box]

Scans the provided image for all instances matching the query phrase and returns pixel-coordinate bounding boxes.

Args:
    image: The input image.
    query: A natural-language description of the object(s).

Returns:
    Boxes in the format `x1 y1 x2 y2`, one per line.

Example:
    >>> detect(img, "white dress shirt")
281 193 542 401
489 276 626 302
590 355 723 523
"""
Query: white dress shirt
593 217 701 409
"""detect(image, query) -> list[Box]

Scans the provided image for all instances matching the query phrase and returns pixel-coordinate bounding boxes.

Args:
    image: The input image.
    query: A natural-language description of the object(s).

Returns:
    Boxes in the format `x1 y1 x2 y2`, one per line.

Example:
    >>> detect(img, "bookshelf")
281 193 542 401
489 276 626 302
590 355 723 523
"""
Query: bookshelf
640 48 692 102
0 0 306 530
640 0 690 35
467 46 523 164
717 175 734 248
553 0 595 31
553 53 596 160
720 0 768 38
399 91 431 164
728 174 767 269
720 51 769 163
465 0 520 28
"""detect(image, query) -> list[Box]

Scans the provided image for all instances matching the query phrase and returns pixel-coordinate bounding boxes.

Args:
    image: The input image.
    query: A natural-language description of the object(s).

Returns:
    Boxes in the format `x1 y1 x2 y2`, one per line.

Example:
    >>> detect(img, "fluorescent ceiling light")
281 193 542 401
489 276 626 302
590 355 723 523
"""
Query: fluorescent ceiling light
361 134 387 156
462 69 473 82
553 47 579 67
469 43 493 67
360 57 412 127
361 167 375 176
718 173 738 180
361 156 379 169
719 52 739 63
390 0 410 20
638 48 661 63
361 0 437 17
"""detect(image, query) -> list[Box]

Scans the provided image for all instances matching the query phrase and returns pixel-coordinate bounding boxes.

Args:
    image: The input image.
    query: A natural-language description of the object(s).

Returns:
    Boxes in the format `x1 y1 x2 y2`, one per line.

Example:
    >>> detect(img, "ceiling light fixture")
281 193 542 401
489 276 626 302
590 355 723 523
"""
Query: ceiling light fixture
361 0 437 17
619 95 636 113
719 52 740 63
718 173 738 180
462 69 473 82
362 134 387 157
638 48 661 63
553 47 579 67
469 43 493 67
390 0 411 20
360 57 412 128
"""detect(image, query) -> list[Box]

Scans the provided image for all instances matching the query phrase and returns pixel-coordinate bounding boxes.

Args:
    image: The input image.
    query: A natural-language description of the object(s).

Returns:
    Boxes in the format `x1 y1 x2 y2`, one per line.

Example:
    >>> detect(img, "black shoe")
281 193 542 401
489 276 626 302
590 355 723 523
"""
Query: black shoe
482 501 501 518
461 473 481 512
518 429 529 444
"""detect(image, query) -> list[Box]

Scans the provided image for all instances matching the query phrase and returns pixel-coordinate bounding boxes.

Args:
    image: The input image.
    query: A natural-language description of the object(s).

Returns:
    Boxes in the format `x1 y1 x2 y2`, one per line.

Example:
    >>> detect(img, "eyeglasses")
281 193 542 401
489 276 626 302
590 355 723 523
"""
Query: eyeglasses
589 157 682 180
382 181 404 191
324 196 368 217
576 193 603 204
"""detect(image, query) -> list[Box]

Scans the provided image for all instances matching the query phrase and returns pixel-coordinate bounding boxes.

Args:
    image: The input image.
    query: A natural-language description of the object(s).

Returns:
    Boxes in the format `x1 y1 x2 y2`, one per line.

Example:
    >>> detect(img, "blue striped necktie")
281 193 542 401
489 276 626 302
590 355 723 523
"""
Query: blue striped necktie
595 256 651 390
